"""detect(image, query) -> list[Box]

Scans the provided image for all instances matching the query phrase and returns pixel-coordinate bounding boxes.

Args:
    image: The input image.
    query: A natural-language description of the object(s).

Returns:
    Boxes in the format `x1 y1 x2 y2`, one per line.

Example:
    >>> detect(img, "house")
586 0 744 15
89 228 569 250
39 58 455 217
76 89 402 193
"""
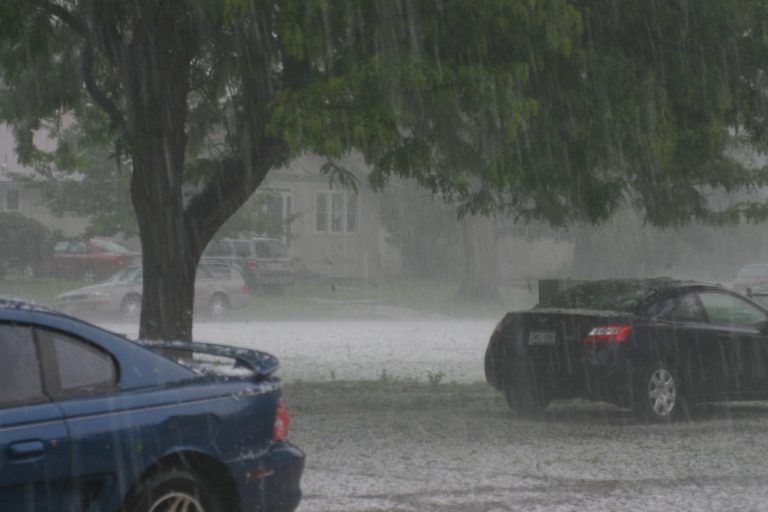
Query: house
1 120 399 280
257 153 400 281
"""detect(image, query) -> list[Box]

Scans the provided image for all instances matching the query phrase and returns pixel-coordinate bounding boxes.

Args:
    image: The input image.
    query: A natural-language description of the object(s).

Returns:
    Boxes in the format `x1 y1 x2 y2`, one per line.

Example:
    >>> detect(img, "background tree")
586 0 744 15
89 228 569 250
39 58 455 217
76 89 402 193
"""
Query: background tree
0 212 52 278
10 109 138 238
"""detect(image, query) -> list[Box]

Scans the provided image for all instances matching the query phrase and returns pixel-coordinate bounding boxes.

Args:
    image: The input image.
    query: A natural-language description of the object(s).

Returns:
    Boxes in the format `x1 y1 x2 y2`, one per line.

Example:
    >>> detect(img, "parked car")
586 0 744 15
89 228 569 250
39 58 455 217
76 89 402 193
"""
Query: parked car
733 263 768 294
51 238 139 282
0 298 304 512
484 278 768 422
56 262 250 320
203 237 295 292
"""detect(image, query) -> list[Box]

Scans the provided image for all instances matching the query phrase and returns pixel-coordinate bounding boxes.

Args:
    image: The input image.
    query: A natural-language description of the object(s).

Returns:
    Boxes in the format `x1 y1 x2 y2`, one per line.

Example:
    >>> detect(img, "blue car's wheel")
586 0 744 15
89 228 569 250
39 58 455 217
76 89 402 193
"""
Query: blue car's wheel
124 468 223 512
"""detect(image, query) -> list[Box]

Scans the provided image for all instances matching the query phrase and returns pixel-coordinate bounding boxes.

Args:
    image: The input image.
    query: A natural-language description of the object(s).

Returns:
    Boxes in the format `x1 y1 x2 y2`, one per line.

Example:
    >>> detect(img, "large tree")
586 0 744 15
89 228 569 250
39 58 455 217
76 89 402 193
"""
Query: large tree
0 0 582 339
1 0 767 339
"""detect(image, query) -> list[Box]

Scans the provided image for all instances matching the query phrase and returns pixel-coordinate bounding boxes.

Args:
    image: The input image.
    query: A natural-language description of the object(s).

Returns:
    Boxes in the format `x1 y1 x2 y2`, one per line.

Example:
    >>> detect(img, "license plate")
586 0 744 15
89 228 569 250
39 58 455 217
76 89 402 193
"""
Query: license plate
528 330 556 346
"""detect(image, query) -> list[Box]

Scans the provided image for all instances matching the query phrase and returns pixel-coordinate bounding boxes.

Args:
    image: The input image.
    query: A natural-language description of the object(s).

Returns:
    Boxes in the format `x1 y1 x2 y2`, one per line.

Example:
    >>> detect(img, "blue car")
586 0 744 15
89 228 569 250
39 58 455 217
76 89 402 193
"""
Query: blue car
0 298 304 511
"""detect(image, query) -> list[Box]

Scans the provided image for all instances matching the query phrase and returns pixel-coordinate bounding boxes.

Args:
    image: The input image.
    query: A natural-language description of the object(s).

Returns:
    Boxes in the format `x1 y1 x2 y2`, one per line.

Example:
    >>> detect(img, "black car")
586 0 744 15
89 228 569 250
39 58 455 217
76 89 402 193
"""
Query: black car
484 278 768 422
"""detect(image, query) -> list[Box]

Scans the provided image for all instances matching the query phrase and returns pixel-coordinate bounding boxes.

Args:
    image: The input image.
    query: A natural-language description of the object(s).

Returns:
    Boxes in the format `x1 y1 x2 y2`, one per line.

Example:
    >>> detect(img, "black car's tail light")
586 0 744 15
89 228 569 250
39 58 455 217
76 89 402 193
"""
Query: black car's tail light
582 324 633 343
273 399 291 441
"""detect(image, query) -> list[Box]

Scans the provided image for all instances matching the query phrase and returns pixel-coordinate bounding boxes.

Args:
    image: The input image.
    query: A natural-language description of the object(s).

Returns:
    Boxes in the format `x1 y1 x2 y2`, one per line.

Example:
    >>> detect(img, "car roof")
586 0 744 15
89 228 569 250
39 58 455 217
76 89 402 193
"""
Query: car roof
537 278 723 314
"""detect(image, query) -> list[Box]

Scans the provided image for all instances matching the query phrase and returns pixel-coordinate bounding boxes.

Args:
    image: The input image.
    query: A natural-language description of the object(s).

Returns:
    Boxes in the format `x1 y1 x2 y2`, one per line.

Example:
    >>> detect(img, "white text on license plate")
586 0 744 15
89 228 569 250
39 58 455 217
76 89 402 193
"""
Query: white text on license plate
528 330 556 346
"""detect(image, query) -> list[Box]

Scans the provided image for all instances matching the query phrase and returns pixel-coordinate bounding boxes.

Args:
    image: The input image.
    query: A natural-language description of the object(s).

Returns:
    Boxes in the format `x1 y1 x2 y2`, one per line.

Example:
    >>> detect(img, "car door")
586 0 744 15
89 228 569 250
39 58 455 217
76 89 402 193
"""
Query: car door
655 291 711 395
696 291 768 399
36 328 121 511
0 323 70 512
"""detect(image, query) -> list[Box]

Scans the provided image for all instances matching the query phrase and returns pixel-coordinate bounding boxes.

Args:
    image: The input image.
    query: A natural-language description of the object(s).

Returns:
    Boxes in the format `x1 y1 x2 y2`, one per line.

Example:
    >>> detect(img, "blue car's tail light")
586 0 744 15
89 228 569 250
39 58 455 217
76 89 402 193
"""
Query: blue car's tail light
273 399 291 442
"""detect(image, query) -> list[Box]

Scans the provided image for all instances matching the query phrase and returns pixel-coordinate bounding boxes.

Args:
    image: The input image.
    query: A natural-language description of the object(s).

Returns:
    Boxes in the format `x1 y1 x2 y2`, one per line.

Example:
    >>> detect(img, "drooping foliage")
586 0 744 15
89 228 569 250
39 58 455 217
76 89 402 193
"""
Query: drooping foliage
1 0 767 337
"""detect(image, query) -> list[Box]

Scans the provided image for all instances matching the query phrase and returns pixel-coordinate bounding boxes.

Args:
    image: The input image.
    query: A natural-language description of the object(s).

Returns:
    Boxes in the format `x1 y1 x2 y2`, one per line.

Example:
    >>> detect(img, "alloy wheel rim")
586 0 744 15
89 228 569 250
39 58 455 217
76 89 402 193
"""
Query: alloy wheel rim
148 491 204 512
648 368 676 417
124 300 140 318
210 299 225 317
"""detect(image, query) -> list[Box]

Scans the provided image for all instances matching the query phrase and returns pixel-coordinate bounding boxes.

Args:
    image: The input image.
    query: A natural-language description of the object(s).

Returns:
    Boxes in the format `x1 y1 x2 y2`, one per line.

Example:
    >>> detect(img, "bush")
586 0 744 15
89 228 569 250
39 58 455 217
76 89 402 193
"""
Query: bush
0 212 52 278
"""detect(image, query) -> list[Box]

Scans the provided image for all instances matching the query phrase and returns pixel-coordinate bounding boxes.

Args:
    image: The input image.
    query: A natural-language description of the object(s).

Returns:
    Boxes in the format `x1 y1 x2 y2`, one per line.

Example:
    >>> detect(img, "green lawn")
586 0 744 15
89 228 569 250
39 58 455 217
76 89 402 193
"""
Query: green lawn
1 275 538 319
245 278 537 319
0 277 83 306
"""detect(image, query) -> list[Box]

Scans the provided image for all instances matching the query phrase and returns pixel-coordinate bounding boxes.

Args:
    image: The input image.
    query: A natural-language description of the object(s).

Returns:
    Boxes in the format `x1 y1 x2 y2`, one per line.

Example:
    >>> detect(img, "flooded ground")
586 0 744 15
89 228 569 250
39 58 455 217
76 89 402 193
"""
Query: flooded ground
98 318 768 511
289 381 768 512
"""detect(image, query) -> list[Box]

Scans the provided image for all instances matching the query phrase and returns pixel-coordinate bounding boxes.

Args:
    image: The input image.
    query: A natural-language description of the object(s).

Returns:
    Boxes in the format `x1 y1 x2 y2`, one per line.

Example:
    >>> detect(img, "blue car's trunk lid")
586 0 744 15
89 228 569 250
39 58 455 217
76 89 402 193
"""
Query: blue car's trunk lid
138 340 279 380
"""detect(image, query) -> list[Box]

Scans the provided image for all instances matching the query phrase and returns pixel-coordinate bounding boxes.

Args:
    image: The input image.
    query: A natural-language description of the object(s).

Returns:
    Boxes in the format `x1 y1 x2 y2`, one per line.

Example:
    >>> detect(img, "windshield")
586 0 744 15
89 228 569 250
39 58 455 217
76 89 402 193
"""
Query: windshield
92 239 131 254
103 266 141 284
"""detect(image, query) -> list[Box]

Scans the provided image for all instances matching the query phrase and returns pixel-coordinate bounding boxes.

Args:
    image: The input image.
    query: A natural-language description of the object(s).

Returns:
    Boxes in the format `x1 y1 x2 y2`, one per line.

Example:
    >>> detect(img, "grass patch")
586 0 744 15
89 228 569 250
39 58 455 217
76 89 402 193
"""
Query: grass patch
246 278 536 319
2 275 538 319
0 277 84 306
283 379 499 414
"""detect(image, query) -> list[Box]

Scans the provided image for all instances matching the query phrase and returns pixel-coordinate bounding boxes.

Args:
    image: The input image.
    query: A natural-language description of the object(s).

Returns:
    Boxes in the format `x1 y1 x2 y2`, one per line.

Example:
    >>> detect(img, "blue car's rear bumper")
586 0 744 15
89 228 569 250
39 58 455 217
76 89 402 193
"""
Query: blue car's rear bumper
229 441 305 512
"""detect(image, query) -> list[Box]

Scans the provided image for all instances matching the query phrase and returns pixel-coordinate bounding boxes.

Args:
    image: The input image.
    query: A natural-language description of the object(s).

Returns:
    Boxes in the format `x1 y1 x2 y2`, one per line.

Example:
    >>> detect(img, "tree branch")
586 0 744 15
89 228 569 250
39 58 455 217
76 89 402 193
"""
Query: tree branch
41 1 87 38
184 135 287 249
42 2 127 133
81 41 127 133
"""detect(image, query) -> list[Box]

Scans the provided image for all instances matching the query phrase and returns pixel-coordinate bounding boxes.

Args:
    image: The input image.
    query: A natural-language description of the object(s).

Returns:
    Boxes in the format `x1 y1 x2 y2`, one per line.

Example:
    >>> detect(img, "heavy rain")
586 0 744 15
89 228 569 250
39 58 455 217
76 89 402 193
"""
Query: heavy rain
3 1 768 511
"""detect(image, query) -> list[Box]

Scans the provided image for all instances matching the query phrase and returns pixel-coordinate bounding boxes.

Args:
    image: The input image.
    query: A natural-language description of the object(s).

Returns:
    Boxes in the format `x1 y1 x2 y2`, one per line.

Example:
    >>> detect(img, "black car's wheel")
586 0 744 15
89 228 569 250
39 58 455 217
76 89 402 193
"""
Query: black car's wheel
504 361 549 417
633 361 687 423
121 294 142 320
208 293 229 319
124 468 223 512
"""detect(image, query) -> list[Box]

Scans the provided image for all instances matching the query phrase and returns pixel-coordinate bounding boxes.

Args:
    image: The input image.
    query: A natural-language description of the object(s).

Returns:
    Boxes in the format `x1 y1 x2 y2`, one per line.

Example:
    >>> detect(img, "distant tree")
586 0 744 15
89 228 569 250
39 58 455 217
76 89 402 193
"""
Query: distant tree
12 112 138 238
379 181 461 279
0 212 51 278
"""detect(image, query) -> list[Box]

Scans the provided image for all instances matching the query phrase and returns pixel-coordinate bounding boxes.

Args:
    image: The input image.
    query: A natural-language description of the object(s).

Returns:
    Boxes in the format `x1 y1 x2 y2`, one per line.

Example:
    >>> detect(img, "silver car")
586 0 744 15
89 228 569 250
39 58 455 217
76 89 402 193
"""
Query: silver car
56 262 251 319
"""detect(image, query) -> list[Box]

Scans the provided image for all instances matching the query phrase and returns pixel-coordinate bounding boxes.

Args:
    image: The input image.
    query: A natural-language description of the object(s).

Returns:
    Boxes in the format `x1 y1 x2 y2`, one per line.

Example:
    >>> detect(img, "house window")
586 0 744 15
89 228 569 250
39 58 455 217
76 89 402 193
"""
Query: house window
315 190 359 234
262 188 292 245
331 192 344 232
5 189 19 211
346 194 358 232
315 191 328 232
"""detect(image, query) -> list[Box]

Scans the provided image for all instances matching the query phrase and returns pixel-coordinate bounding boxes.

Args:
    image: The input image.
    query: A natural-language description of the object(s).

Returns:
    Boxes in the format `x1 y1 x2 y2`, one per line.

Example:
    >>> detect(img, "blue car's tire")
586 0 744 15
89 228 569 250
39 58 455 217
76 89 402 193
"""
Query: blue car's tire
124 468 223 512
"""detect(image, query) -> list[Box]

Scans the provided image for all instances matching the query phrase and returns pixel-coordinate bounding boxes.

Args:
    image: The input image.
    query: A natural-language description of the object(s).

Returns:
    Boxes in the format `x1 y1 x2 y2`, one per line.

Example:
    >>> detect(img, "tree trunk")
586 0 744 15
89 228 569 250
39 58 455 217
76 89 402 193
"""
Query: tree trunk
457 215 501 302
119 4 201 341
132 166 199 341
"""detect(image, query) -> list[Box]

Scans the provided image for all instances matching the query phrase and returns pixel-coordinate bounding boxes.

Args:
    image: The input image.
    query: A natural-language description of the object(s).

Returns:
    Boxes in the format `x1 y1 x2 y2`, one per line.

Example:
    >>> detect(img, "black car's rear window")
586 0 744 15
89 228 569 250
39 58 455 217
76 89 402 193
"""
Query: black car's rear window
538 279 677 313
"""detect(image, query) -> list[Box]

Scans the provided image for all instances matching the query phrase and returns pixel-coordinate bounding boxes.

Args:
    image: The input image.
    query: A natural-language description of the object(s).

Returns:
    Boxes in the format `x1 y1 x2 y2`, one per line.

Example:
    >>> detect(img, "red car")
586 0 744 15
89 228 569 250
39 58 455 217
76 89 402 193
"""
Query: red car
51 238 139 281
